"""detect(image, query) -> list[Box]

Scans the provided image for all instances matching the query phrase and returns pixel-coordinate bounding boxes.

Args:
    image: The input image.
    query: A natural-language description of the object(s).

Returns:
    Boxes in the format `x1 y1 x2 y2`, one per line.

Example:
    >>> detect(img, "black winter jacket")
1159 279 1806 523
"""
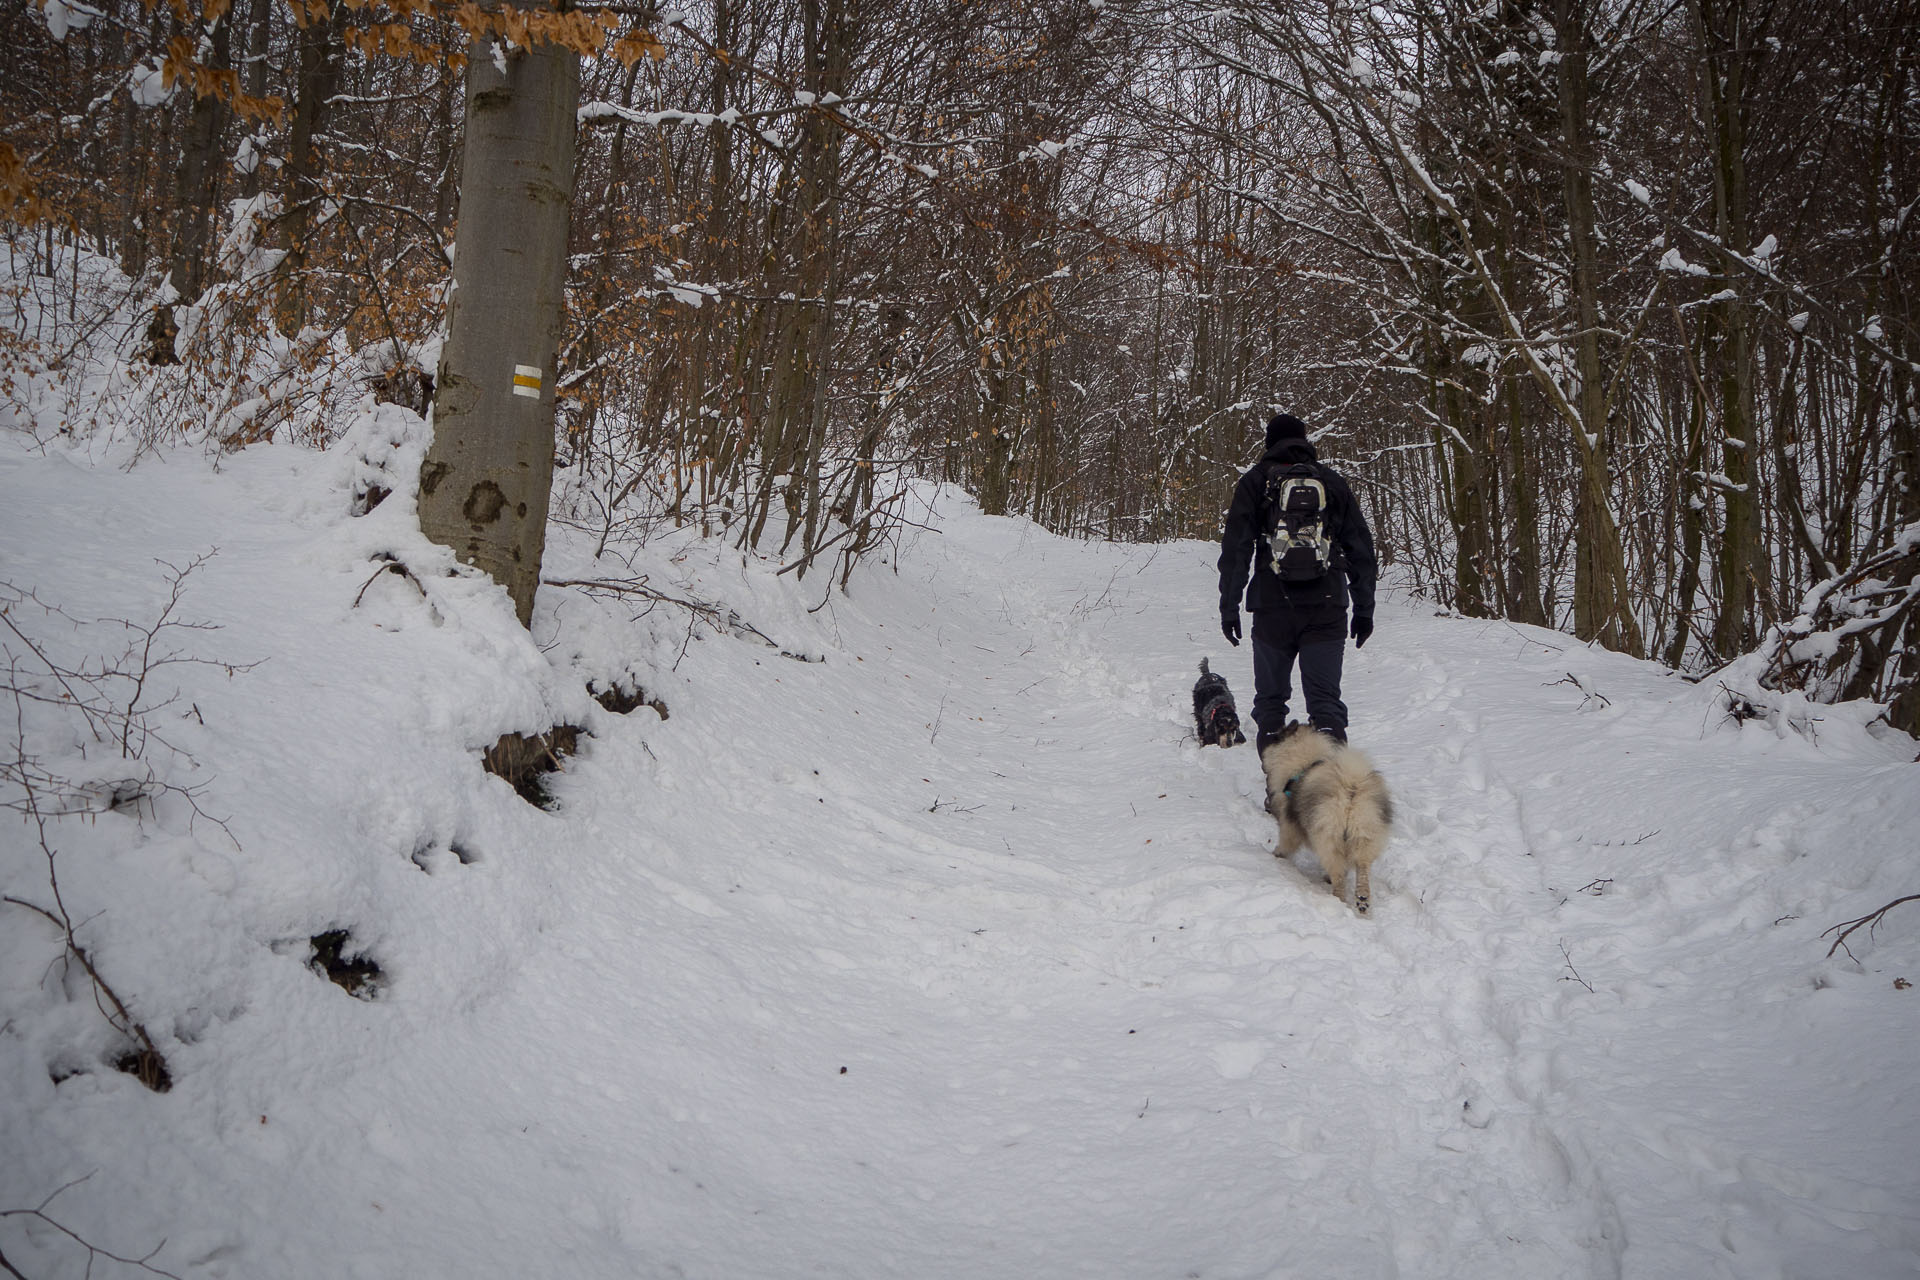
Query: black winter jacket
1217 439 1377 621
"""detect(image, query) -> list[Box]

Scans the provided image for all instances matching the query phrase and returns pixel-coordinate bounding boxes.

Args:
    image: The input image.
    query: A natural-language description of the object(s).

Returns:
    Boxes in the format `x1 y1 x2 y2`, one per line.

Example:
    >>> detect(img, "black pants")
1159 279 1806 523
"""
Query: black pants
1249 609 1347 738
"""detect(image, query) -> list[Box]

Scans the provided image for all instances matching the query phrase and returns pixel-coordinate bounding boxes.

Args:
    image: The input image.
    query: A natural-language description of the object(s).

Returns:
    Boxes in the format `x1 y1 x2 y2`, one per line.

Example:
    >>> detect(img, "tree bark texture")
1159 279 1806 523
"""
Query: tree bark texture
274 0 345 335
1556 0 1643 656
1695 0 1763 661
168 13 232 302
420 36 580 629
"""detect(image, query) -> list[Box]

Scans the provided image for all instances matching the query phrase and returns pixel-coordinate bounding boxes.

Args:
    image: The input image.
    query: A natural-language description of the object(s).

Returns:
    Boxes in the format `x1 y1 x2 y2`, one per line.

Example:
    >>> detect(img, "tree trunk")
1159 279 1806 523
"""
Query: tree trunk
1886 383 1919 733
976 346 1016 517
1502 371 1548 626
1695 0 1763 661
168 13 232 301
1666 372 1710 668
237 0 271 200
1557 0 1643 655
275 0 344 335
1442 380 1493 617
419 35 580 629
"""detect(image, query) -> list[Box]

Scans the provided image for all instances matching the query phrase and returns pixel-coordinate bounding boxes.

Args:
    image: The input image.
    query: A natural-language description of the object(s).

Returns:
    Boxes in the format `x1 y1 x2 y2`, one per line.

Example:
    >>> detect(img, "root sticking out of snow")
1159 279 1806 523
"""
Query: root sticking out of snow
112 1044 174 1093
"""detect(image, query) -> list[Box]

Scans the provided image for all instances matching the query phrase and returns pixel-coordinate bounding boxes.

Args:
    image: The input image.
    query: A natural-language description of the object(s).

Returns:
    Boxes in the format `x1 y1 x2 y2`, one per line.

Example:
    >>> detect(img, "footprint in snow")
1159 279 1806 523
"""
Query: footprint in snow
1210 1040 1268 1080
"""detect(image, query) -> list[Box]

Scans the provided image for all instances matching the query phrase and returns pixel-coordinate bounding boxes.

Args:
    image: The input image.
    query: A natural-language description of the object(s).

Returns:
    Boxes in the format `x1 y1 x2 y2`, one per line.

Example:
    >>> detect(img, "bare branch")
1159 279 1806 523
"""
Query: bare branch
1824 896 1920 962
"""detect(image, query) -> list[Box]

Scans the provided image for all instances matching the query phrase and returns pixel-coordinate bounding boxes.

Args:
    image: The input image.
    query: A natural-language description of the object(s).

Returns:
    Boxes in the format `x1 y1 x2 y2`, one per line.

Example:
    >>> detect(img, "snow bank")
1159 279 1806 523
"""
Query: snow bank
1 420 1916 1278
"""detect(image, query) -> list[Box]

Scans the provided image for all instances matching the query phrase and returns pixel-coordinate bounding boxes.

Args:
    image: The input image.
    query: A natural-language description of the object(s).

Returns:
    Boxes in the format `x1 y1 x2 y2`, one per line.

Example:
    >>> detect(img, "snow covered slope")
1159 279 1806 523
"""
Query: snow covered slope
2 429 1916 1279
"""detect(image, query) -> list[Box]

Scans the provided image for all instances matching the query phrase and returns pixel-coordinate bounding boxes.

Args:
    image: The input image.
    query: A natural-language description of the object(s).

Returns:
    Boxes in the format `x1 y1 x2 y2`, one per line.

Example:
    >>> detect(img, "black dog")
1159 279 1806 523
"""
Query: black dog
1193 659 1246 748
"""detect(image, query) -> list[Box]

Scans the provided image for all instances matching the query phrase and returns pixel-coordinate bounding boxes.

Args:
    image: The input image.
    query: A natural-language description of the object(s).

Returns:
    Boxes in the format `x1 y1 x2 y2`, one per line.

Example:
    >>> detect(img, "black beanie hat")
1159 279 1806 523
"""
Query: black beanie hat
1265 413 1308 447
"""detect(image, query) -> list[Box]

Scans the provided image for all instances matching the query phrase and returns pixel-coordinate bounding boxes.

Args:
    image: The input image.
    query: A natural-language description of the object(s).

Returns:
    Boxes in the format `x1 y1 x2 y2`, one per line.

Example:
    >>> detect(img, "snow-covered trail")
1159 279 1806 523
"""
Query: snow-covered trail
478 516 1616 1280
3 444 1916 1279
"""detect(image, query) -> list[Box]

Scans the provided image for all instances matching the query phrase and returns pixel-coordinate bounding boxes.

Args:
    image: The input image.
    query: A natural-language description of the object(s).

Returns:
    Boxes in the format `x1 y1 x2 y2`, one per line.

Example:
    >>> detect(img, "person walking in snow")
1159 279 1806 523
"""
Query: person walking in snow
1217 413 1378 748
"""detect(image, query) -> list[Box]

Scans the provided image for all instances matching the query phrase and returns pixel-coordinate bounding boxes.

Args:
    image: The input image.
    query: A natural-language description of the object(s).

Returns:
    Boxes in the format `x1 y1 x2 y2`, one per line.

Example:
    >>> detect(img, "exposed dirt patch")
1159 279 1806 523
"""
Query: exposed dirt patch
483 725 583 809
309 929 386 999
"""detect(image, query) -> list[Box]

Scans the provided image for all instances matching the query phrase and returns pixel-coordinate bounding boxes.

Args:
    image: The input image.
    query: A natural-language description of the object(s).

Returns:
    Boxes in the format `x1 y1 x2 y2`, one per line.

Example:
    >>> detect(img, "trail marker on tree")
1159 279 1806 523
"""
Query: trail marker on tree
420 32 580 629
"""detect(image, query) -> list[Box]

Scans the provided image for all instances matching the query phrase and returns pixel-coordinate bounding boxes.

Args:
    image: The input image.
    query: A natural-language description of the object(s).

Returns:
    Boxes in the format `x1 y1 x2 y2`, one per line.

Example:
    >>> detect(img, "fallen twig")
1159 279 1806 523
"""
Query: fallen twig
543 576 784 648
1 1173 183 1278
352 558 427 607
1546 672 1610 710
1823 895 1920 961
1558 940 1595 992
3 893 170 1091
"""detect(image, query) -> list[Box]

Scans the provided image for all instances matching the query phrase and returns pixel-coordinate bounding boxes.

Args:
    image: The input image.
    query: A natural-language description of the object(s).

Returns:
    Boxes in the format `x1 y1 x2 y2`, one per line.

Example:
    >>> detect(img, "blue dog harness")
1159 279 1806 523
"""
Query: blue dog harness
1282 758 1325 800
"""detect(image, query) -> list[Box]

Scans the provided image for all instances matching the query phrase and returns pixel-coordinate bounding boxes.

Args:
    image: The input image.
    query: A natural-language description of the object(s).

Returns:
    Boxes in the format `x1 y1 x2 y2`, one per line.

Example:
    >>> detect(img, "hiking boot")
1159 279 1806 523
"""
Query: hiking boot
1312 723 1347 744
1255 729 1283 753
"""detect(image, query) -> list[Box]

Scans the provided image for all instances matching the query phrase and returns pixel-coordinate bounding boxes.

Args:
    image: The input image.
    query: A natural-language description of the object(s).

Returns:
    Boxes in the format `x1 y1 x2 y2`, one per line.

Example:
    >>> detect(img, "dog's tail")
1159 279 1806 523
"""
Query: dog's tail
1299 748 1393 911
1199 658 1212 677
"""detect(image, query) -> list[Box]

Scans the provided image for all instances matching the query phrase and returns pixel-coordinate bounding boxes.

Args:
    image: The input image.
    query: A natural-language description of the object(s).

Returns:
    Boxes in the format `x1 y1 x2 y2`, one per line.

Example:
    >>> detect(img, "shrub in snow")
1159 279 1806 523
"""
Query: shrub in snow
1722 520 1920 734
0 558 245 1095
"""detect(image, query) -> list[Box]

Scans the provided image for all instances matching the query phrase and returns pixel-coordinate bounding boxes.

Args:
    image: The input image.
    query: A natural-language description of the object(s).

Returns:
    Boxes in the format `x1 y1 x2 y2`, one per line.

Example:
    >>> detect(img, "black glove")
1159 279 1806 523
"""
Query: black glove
1351 615 1373 649
1222 611 1242 647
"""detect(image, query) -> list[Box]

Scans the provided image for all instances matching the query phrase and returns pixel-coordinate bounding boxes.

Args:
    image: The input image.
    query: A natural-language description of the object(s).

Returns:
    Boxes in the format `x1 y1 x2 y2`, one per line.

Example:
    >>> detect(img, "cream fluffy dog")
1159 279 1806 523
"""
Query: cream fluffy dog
1259 722 1394 915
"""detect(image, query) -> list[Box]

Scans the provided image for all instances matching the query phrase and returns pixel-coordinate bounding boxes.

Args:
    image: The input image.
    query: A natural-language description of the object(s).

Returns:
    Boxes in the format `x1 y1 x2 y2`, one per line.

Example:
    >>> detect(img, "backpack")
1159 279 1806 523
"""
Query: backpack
1263 462 1334 582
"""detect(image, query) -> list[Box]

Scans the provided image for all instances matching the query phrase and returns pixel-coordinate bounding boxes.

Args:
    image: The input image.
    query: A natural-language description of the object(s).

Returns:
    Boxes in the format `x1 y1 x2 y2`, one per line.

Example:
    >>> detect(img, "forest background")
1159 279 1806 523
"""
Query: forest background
4 0 1916 731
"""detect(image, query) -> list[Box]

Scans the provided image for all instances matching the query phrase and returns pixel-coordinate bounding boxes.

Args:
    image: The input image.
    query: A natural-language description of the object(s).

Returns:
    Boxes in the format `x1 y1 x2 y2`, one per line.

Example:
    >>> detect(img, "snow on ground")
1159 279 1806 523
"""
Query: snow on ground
2 422 1917 1280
